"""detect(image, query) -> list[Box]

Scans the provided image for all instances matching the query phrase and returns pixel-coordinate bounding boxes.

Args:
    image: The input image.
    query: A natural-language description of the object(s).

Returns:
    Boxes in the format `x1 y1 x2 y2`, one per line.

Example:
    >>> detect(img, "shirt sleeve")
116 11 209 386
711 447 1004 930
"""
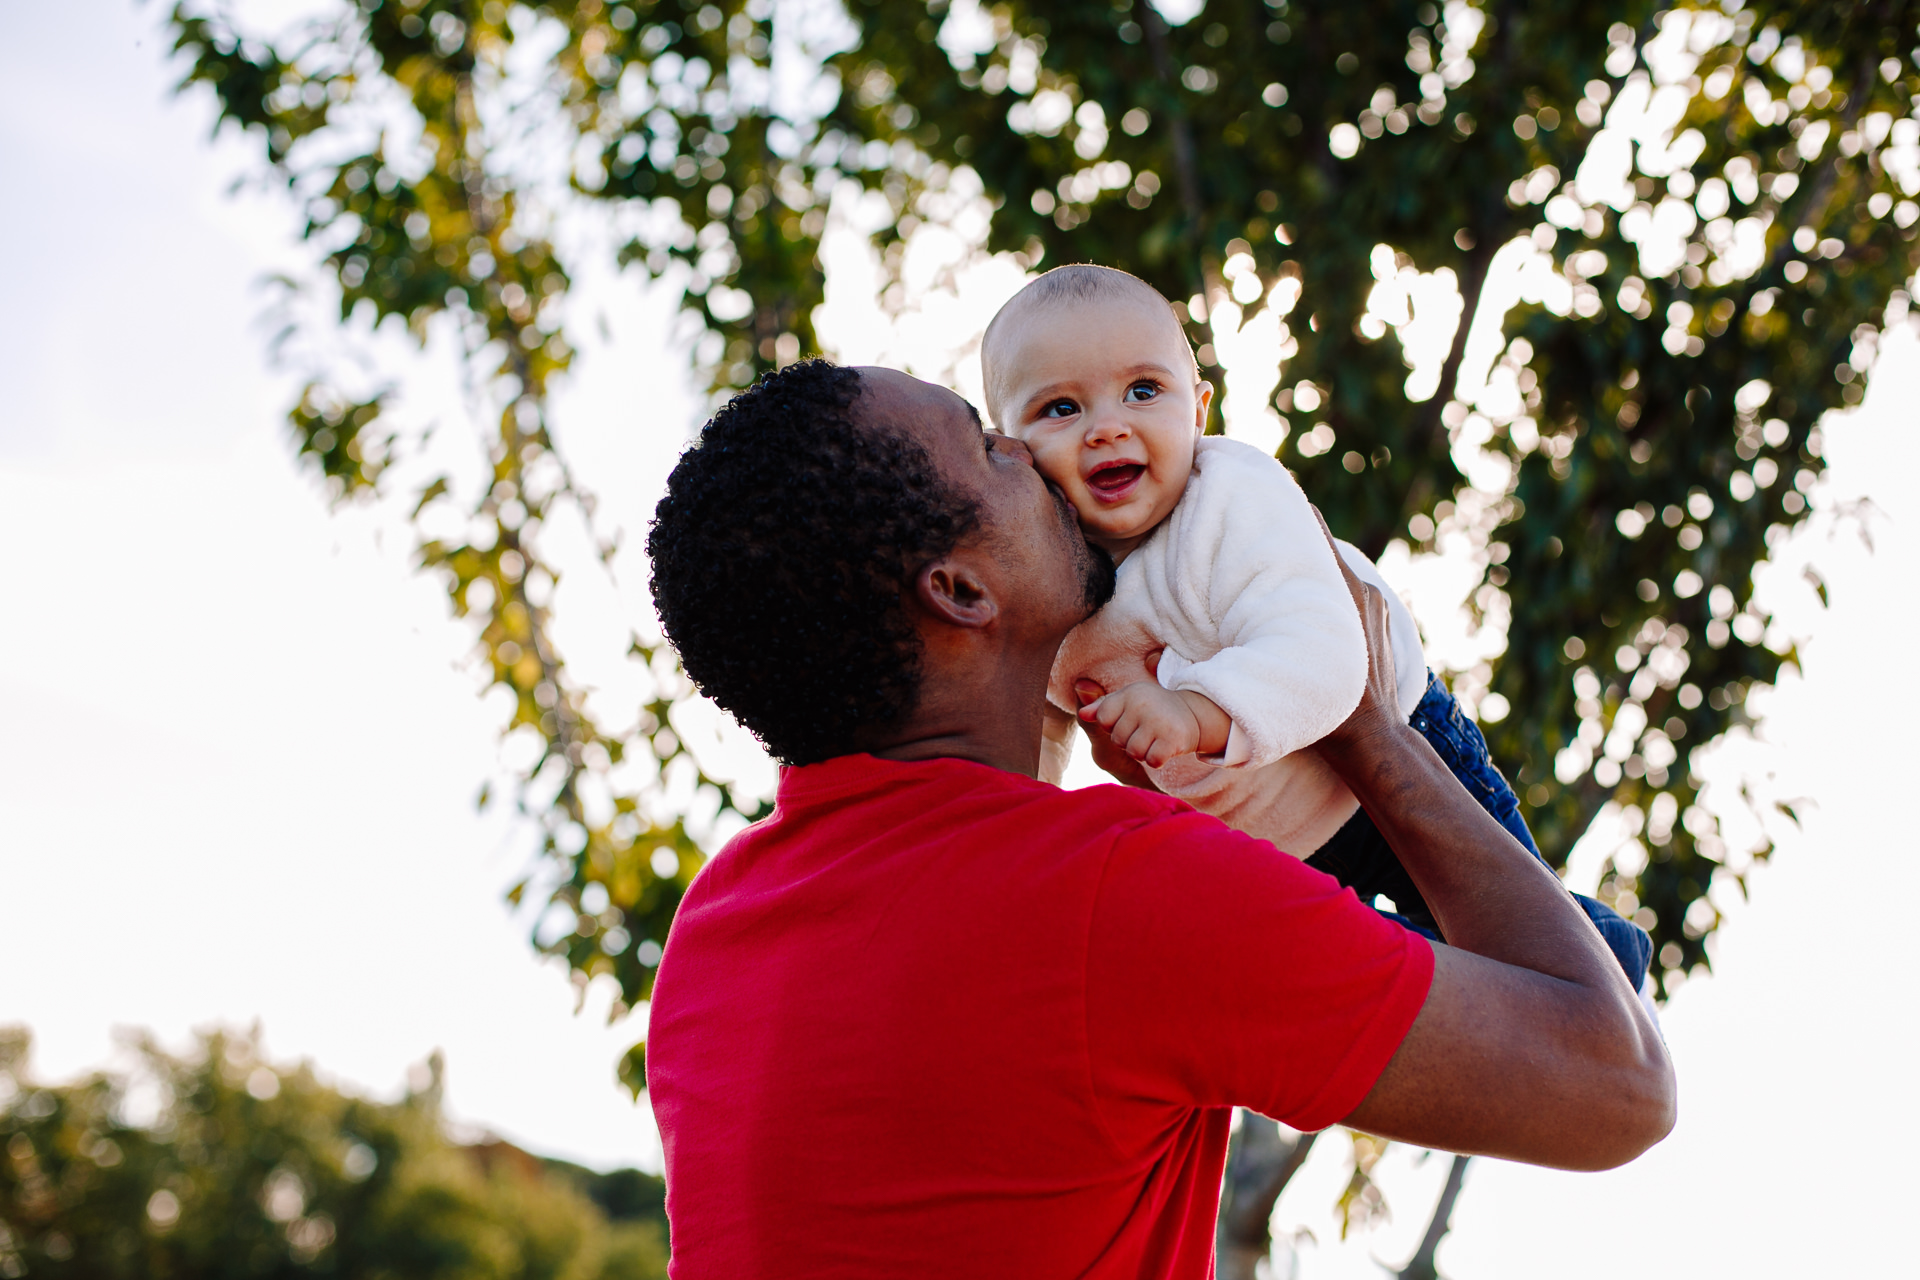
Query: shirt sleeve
1085 810 1433 1132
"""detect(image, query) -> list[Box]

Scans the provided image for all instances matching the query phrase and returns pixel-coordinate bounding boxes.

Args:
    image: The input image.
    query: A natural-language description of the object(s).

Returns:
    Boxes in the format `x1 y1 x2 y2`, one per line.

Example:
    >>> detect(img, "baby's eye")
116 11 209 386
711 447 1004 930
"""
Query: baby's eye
1037 398 1080 419
1124 381 1161 403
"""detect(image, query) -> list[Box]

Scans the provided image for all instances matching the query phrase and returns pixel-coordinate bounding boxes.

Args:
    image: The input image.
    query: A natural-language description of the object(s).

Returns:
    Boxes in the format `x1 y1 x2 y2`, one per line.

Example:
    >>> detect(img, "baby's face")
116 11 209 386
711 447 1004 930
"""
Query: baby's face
993 298 1211 561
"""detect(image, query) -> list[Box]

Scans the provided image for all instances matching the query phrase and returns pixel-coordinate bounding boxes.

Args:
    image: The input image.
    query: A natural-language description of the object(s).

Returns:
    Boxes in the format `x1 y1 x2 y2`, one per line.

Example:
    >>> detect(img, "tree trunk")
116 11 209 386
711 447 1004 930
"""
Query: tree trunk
1395 1153 1470 1280
1216 1113 1319 1280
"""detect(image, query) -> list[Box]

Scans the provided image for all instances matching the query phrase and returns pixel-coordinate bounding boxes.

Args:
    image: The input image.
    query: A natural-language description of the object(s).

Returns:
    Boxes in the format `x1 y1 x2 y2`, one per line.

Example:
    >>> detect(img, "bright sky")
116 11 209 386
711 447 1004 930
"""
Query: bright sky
1 4 1916 1275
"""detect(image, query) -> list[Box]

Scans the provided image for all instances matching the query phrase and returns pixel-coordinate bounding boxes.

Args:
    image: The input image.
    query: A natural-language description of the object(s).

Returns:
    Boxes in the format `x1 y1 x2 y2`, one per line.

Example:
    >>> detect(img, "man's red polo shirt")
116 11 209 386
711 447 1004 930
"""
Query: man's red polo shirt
648 754 1432 1278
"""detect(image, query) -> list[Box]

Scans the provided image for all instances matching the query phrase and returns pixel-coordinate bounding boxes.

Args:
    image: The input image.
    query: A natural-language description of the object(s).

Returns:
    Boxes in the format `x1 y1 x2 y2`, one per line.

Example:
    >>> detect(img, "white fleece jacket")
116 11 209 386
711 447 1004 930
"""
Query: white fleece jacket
1048 435 1427 856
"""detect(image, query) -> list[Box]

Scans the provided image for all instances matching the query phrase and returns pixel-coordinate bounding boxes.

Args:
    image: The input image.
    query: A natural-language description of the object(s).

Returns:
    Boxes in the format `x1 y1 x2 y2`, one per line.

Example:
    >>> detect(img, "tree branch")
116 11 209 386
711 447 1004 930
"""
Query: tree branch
1395 1153 1470 1280
1216 1115 1320 1280
1139 3 1224 369
1416 232 1499 452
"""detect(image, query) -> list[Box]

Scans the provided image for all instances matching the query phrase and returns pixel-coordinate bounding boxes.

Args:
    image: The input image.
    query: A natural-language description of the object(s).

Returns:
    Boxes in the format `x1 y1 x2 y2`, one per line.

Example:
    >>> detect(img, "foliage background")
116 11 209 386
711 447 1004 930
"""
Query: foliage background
1 1 1918 1275
150 0 1920 1082
0 1028 669 1278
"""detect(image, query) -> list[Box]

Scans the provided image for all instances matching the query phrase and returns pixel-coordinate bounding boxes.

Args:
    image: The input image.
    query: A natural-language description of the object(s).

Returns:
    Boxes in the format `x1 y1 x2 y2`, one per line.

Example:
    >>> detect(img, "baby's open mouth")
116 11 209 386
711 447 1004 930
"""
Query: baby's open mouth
1086 462 1146 495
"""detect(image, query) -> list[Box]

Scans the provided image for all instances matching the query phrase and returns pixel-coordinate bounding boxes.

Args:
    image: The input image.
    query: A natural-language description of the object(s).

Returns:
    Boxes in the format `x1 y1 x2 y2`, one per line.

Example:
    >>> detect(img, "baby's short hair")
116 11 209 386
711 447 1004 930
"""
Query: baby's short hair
980 264 1197 426
1007 262 1169 309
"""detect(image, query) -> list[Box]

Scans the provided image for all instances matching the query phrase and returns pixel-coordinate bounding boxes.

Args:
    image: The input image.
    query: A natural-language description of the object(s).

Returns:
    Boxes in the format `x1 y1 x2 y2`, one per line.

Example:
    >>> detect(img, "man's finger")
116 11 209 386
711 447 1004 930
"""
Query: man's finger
1309 503 1400 748
1308 501 1393 663
1309 504 1369 615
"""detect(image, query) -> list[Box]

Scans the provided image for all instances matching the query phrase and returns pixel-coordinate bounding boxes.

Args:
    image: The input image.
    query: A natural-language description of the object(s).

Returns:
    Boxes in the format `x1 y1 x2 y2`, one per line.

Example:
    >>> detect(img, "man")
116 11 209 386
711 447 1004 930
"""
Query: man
643 360 1673 1278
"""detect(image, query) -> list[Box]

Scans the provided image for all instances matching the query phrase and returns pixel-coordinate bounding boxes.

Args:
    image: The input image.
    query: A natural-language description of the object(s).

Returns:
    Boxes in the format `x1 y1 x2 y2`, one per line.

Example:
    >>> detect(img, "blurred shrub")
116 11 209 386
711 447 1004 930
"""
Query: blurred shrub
0 1026 666 1278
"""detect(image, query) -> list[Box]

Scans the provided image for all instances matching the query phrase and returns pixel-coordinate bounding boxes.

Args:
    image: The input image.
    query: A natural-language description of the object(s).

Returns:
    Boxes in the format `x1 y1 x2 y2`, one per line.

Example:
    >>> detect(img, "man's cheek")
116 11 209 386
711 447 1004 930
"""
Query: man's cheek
1081 542 1117 611
1049 486 1079 531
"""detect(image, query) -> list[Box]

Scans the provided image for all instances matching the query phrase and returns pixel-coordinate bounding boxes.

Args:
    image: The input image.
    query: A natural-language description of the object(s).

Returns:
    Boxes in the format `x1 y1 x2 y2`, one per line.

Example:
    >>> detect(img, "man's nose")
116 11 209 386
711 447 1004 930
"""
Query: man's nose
999 435 1037 467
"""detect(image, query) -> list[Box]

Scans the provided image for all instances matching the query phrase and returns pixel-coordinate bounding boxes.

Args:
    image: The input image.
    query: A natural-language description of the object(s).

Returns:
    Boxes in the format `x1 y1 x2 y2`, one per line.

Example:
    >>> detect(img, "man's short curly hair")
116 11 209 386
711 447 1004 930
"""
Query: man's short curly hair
647 360 980 765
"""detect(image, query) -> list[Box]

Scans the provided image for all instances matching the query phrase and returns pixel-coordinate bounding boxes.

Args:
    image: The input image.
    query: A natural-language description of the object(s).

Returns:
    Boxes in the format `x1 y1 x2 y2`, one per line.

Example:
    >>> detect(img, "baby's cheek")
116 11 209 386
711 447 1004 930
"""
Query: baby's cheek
1066 492 1112 529
1024 446 1077 491
1028 454 1101 522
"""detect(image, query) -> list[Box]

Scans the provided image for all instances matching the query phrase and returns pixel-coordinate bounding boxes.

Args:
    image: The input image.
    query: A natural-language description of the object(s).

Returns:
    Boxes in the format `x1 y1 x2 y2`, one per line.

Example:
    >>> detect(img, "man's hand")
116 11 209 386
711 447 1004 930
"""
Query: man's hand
1078 680 1231 768
1038 701 1078 787
1311 507 1406 765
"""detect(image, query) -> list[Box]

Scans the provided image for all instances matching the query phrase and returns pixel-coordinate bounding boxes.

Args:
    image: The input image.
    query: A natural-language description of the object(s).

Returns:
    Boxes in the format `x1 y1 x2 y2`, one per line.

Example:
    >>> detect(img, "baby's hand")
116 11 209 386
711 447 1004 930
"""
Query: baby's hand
1078 680 1228 768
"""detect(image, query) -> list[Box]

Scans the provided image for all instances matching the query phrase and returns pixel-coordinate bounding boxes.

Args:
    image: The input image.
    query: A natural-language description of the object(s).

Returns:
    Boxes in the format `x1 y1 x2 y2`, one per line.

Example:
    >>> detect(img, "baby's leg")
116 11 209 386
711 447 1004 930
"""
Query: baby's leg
1309 671 1652 986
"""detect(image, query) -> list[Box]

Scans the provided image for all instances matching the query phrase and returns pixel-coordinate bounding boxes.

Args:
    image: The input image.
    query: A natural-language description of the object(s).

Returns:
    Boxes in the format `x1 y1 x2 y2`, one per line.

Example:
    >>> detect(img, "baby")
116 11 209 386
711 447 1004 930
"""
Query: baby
982 264 1652 990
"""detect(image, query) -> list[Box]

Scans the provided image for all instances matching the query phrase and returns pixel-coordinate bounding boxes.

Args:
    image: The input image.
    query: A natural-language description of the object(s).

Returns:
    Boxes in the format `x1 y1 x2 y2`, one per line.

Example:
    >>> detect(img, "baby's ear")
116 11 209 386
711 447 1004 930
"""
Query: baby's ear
1192 380 1214 431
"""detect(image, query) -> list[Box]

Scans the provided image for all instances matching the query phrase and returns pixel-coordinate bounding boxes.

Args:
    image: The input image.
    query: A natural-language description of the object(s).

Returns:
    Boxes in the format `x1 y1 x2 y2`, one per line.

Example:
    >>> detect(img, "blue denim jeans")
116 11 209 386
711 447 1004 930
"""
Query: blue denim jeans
1305 672 1653 987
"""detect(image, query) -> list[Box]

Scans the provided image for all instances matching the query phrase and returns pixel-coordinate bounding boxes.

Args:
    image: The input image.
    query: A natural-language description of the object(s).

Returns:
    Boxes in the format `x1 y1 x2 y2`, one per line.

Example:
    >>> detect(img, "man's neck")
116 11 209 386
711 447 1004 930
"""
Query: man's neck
867 661 1054 779
868 727 1040 778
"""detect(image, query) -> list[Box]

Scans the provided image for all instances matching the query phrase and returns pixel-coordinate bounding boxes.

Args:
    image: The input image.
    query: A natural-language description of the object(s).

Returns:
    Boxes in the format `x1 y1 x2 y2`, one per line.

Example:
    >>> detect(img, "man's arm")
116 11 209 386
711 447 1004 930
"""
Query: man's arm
1324 549 1675 1170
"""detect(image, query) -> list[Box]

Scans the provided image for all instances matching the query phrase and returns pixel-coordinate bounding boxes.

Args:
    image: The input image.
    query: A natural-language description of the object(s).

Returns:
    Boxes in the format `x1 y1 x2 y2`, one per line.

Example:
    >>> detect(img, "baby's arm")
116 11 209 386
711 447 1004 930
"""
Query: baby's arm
1079 680 1231 768
1154 442 1370 766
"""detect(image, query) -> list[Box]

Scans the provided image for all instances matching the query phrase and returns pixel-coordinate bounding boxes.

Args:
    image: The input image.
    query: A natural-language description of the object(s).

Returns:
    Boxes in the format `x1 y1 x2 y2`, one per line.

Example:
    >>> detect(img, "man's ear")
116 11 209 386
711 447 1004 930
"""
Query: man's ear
914 555 998 630
1193 380 1214 433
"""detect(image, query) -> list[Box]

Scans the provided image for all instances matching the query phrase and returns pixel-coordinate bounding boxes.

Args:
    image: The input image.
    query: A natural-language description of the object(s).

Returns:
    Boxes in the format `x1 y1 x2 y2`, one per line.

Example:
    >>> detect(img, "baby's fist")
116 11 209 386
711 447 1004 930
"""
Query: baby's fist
1078 680 1203 769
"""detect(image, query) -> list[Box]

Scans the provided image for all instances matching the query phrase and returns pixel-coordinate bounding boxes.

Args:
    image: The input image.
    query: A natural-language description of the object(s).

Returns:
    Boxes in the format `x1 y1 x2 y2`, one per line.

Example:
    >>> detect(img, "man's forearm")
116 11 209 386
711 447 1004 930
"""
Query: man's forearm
1320 719 1618 985
1306 548 1635 991
1306 516 1673 1168
1323 713 1675 1168
1324 714 1675 1168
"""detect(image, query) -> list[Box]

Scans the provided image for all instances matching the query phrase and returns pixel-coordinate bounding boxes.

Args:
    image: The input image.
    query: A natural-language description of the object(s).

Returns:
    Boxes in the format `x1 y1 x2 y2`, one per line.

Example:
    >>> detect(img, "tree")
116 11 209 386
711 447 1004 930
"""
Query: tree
826 0 1916 1266
163 0 1918 1271
0 1025 668 1277
834 0 1918 984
